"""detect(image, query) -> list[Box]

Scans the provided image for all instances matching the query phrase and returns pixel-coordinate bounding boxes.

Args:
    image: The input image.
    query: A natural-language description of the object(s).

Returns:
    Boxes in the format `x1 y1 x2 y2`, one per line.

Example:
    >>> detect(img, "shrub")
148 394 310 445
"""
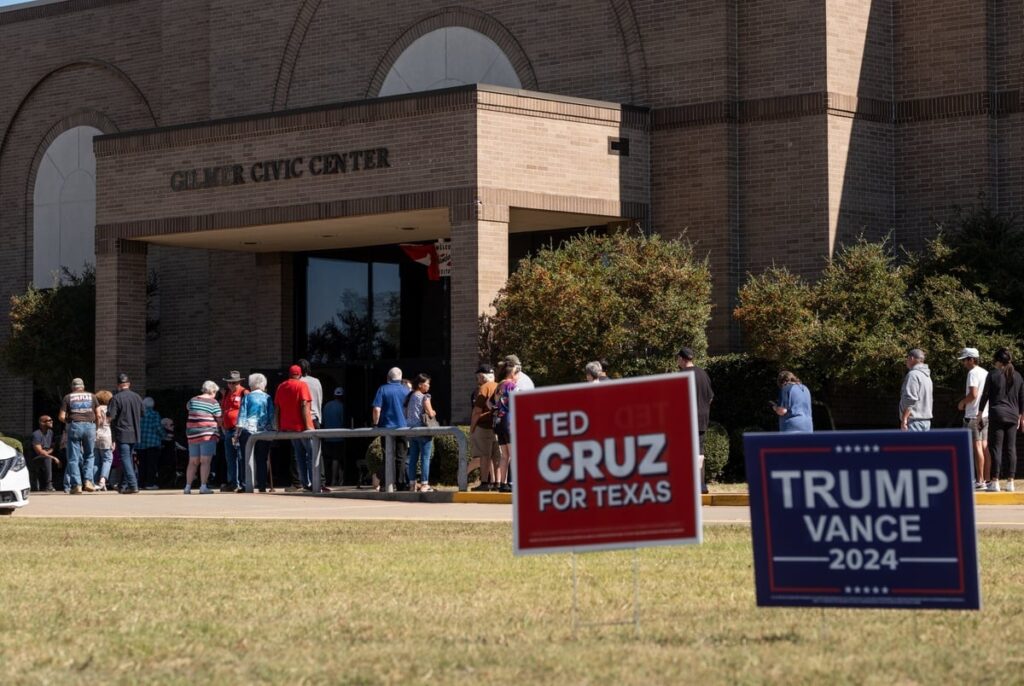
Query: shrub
703 423 729 482
482 229 712 384
430 426 470 486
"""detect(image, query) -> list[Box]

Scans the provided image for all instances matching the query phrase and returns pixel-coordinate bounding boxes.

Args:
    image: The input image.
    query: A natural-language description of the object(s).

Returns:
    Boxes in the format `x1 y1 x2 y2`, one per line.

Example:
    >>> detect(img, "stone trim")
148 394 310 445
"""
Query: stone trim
95 85 644 155
95 187 646 239
95 236 149 256
0 0 131 24
365 6 539 98
653 90 1022 129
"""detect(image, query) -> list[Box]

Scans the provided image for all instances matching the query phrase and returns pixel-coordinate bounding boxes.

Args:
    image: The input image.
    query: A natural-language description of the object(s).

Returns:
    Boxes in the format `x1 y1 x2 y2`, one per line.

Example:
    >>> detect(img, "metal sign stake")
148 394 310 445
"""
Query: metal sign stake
570 548 642 638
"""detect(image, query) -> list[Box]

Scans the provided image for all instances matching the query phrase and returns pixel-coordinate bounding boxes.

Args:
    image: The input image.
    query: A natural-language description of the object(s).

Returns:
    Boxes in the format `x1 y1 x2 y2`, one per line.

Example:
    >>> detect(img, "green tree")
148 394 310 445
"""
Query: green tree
482 230 712 385
734 237 1009 406
2 267 96 412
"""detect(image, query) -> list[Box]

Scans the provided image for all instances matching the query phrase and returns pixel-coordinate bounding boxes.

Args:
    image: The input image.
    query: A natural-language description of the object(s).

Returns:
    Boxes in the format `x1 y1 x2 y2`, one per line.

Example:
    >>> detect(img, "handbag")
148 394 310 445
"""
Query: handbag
423 415 440 428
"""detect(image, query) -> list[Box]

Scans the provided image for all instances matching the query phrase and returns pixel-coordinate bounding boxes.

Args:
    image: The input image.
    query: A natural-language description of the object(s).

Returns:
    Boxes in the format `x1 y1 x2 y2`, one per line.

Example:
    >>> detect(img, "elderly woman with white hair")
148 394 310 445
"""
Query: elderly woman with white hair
184 380 222 494
236 373 275 492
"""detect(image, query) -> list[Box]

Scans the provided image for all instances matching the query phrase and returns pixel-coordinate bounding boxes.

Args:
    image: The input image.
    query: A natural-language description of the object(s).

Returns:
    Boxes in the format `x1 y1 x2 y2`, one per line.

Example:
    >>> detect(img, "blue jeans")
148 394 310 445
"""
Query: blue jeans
223 428 242 488
908 419 931 432
291 438 313 489
67 422 96 487
118 442 138 491
94 447 114 482
406 436 433 484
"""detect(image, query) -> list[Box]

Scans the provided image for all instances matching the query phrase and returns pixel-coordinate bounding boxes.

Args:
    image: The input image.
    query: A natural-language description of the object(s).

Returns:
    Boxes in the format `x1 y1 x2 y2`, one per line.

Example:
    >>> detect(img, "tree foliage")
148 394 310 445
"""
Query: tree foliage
481 230 712 385
2 267 96 411
734 237 1010 396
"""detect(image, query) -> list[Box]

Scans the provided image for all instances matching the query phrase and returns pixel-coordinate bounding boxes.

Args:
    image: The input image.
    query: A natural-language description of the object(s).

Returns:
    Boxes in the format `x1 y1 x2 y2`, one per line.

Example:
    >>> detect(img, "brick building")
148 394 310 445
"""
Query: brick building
1 0 1021 429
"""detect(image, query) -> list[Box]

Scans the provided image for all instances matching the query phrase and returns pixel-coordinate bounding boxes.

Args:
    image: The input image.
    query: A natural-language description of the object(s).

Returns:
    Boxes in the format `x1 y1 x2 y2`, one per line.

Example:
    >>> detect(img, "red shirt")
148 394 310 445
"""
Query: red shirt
220 386 248 430
274 378 312 431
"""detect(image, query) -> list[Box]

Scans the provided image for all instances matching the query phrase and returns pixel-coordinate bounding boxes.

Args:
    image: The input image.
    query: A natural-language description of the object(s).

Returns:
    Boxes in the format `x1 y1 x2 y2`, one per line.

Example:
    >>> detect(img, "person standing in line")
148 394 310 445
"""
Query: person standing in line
58 378 99 494
978 347 1024 493
321 386 347 487
30 415 60 492
956 347 990 490
506 354 534 390
275 364 314 490
899 348 933 431
237 373 275 493
470 364 500 492
185 380 222 494
298 359 329 493
771 371 813 433
93 391 114 491
677 347 714 494
138 397 163 490
371 367 411 491
491 360 519 493
404 373 437 492
584 361 603 383
219 371 249 493
106 372 144 494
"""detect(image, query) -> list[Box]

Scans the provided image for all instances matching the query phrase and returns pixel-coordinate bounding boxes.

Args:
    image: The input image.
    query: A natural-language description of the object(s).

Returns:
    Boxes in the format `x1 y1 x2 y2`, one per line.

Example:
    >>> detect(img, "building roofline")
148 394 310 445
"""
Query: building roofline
0 0 130 23
95 84 649 144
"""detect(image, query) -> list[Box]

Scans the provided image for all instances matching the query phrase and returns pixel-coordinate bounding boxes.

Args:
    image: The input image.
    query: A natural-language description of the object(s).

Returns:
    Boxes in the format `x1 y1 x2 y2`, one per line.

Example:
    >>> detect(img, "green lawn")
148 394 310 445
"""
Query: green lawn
1 520 1021 685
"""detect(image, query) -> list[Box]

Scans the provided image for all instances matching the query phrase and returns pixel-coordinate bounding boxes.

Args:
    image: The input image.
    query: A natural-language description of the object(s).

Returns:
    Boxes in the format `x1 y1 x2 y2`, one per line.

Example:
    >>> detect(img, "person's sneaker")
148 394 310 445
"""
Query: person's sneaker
498 483 512 493
1006 480 1016 492
472 482 493 492
320 485 332 493
419 483 434 493
83 480 96 492
45 485 56 492
219 483 232 493
144 485 160 490
987 480 1001 492
234 486 245 493
183 485 192 494
199 485 213 495
70 485 82 494
974 481 987 491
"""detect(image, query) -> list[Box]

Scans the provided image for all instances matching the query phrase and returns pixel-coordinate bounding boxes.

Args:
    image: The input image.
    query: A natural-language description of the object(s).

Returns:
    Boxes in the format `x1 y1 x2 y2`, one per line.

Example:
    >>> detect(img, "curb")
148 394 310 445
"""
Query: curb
286 490 1024 506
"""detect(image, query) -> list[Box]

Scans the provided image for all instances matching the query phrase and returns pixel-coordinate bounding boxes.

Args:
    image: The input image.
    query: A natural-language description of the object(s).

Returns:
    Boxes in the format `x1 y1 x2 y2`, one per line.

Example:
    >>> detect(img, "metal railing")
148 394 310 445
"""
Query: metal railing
241 427 469 493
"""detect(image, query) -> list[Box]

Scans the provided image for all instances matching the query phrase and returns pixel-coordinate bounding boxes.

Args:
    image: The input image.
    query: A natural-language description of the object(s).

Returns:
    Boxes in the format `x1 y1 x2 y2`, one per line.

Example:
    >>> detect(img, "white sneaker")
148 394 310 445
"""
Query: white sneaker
987 480 1001 492
974 481 986 491
1006 480 1016 492
199 484 213 495
183 485 191 495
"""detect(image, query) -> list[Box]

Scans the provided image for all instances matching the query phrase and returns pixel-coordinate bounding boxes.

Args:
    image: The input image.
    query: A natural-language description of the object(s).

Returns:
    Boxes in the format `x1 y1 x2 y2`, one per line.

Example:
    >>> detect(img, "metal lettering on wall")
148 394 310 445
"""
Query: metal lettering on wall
169 147 391 192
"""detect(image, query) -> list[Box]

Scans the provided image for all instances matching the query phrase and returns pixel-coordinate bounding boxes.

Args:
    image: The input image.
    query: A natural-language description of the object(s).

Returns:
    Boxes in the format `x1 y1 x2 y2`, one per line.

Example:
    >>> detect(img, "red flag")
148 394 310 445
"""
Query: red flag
400 243 441 281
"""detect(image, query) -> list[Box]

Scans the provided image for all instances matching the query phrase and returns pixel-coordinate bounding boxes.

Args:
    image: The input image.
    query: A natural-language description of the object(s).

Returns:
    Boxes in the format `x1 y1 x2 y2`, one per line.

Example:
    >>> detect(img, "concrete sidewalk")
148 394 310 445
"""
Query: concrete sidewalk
10 491 1024 528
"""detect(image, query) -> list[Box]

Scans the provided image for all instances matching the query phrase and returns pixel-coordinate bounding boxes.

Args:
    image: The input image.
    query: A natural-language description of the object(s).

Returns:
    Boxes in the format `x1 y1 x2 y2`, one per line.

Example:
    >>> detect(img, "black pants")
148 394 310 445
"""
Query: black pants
376 437 409 488
32 457 53 490
989 420 1019 481
139 447 161 488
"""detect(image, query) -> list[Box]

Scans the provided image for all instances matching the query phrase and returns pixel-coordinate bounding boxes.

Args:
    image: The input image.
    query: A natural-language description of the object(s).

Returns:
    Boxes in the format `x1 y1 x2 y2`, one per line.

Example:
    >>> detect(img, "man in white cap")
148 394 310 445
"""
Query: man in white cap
957 347 989 490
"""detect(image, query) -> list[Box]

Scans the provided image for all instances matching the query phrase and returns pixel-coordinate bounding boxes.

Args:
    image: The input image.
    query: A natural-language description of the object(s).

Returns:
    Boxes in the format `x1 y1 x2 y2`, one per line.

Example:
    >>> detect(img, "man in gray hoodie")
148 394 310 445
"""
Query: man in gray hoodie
900 348 933 431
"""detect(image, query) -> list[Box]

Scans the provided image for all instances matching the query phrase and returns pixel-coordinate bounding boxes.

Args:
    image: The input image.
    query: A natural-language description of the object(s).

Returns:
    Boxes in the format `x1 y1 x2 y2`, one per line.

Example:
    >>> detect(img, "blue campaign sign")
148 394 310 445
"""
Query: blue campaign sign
745 429 980 610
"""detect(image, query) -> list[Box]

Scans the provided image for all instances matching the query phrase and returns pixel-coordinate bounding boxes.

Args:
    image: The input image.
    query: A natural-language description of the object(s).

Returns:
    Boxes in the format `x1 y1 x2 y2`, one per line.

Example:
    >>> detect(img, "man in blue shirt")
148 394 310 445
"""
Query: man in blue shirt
371 367 410 490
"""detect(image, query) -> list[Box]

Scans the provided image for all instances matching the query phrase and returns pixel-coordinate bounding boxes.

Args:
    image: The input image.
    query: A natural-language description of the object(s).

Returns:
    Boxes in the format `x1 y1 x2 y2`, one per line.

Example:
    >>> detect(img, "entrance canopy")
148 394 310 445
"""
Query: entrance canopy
91 85 649 418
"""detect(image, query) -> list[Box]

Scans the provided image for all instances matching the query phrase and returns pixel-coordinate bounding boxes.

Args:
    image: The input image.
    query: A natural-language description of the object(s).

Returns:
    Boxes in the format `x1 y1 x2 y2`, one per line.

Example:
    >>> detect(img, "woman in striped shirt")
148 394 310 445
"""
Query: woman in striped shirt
185 380 222 494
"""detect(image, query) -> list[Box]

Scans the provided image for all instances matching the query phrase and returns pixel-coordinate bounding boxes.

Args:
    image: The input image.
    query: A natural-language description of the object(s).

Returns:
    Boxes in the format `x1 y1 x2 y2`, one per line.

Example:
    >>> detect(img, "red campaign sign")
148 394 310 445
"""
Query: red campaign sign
512 373 702 555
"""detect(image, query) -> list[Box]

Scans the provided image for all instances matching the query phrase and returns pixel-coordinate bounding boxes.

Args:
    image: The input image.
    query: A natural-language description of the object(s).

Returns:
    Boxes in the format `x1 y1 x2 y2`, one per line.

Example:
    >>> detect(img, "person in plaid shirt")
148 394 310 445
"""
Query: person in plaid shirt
138 397 163 490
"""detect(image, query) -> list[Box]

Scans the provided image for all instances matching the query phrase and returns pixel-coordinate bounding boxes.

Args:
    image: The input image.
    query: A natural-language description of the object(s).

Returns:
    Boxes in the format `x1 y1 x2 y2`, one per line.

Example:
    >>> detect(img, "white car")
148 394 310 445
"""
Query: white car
0 439 30 515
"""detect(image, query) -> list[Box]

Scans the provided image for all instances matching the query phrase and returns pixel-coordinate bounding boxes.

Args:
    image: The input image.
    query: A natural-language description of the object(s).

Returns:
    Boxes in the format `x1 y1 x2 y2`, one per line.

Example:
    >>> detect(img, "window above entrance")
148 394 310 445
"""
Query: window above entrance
378 27 522 97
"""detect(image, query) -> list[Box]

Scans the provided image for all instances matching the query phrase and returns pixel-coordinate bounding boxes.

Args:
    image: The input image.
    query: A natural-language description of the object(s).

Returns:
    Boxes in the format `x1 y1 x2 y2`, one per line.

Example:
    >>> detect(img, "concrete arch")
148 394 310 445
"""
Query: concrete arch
365 6 538 98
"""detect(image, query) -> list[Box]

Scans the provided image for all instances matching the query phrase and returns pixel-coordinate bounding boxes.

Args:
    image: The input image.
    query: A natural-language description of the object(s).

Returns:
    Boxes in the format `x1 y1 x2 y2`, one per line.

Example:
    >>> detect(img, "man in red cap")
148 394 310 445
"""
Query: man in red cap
274 364 314 490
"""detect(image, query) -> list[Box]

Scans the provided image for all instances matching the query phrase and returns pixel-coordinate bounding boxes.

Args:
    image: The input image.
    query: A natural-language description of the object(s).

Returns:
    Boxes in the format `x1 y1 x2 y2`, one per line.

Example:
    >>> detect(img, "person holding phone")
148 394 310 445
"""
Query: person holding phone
772 370 813 432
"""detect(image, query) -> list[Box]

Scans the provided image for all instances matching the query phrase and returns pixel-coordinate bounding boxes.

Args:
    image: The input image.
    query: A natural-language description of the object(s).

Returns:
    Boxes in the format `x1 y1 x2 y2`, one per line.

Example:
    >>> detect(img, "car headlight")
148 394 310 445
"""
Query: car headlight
11 453 26 472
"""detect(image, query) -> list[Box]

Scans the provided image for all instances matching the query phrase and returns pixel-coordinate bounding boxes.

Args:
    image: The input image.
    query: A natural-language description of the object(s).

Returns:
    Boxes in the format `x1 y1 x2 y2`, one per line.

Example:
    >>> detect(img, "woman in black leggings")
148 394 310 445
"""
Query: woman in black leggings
978 348 1024 492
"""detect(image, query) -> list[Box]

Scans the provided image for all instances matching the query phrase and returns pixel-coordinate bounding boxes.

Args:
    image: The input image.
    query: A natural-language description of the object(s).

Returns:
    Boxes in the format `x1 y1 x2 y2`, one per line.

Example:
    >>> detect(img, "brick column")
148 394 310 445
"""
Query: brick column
449 203 508 424
95 239 148 391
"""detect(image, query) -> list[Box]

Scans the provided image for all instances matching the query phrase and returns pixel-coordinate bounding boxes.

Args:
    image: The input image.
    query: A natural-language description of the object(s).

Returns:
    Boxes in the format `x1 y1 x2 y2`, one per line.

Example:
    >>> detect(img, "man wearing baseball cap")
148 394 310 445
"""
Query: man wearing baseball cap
274 364 314 490
470 364 500 491
957 347 989 489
